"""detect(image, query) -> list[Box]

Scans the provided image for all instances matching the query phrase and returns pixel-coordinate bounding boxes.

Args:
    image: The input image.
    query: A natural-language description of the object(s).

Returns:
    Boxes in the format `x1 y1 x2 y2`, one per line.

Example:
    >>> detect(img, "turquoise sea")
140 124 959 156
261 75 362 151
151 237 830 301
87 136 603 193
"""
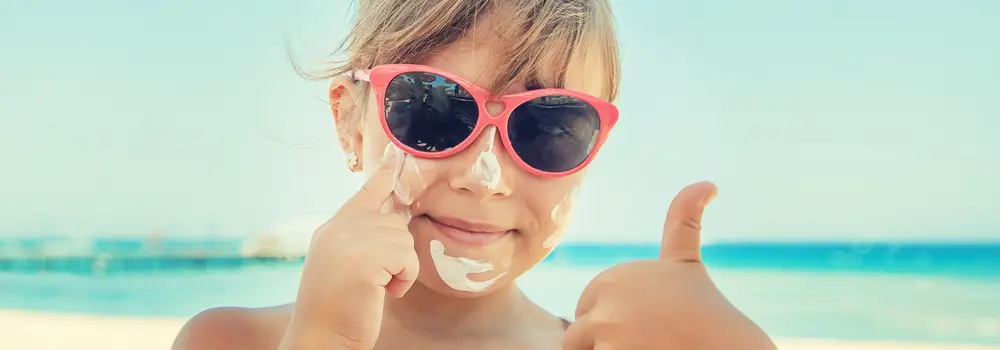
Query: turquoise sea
1 239 999 346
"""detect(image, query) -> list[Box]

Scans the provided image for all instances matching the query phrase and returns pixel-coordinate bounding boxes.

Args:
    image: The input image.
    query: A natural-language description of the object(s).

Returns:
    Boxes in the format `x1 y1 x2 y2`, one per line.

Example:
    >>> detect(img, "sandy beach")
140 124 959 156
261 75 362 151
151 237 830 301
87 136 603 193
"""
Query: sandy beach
1 310 997 350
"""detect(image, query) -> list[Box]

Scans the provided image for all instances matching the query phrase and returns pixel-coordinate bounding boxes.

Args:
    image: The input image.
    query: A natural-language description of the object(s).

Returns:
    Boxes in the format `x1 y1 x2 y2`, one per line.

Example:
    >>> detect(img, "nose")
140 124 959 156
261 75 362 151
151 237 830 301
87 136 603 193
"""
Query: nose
448 126 514 201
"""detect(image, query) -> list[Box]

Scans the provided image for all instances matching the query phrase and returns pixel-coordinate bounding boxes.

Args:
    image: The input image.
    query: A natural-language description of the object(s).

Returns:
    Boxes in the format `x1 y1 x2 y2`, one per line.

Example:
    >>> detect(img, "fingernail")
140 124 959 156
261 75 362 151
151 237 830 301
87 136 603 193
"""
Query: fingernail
382 143 396 163
702 192 717 206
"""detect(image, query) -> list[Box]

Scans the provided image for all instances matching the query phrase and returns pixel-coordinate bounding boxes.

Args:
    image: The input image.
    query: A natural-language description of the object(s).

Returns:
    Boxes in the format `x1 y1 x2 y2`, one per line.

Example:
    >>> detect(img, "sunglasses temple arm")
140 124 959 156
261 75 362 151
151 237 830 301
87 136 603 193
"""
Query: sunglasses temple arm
352 69 372 83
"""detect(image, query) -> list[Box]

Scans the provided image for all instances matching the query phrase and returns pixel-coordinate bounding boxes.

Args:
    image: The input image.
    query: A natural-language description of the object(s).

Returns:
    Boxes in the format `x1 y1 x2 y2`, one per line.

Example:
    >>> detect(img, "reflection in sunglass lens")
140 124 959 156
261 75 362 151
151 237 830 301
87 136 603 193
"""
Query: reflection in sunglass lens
508 96 601 173
383 72 478 152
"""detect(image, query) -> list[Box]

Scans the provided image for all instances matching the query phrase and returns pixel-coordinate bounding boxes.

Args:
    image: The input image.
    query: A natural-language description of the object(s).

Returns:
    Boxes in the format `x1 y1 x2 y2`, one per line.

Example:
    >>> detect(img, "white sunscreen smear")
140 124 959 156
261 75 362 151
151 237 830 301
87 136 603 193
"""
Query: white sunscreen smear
429 239 506 292
468 128 502 190
543 187 579 249
392 149 424 206
542 227 563 249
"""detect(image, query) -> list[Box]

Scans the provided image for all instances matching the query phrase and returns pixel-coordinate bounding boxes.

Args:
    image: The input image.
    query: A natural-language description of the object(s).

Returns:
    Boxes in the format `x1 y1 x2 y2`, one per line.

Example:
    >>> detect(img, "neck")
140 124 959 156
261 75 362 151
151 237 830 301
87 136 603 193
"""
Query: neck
385 281 530 338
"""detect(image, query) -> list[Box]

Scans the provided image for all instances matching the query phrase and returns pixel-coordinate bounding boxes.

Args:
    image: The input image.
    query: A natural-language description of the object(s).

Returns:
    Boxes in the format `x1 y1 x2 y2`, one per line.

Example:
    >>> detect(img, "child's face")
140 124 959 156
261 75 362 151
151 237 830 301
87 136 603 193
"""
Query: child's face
348 16 611 297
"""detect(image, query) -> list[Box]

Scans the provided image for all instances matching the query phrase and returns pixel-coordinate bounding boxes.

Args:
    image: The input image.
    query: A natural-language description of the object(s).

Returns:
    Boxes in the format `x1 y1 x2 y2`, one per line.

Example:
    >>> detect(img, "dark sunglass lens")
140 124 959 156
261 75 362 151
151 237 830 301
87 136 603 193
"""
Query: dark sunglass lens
507 96 602 173
383 72 478 152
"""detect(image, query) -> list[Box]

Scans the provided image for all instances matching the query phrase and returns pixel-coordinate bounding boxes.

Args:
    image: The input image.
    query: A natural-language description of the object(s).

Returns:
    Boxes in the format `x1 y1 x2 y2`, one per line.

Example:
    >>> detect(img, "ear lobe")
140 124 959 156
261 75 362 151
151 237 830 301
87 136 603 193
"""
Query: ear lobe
330 73 365 171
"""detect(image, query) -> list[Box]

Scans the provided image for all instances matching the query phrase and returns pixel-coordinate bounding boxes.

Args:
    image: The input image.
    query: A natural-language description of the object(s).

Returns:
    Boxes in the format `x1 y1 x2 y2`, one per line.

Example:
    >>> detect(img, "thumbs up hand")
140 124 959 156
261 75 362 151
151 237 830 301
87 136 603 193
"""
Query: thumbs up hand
562 182 776 350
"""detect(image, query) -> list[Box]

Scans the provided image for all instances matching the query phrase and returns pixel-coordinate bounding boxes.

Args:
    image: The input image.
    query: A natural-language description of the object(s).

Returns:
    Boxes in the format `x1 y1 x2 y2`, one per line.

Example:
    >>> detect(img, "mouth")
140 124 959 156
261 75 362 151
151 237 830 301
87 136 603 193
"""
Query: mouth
425 215 511 247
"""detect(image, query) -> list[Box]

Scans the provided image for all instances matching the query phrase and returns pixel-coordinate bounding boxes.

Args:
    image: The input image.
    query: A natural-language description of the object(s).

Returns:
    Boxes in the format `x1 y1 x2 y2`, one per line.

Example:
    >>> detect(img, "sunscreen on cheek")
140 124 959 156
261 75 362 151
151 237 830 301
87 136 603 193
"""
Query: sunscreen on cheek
542 187 579 249
392 150 425 206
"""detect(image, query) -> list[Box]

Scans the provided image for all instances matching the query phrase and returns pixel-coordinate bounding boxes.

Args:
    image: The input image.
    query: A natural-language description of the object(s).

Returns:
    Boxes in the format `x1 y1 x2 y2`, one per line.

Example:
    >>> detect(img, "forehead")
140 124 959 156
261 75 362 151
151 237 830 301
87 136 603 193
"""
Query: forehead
418 14 609 99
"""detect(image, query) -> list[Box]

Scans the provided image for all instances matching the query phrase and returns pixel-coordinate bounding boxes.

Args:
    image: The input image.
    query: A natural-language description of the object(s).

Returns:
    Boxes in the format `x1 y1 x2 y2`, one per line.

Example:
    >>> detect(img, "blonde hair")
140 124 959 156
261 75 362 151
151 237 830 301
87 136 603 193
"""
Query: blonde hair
302 0 620 102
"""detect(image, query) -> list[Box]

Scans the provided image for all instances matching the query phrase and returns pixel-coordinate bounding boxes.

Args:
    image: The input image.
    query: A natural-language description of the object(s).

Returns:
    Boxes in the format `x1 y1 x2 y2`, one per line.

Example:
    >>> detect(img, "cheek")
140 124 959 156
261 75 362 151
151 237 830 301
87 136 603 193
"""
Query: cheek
520 177 583 248
360 110 391 177
384 150 452 213
541 186 580 249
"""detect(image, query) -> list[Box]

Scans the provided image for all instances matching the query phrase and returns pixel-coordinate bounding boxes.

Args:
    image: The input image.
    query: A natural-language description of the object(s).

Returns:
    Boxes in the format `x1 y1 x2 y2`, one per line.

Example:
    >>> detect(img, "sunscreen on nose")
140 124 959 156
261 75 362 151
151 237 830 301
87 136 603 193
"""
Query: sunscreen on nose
467 127 502 191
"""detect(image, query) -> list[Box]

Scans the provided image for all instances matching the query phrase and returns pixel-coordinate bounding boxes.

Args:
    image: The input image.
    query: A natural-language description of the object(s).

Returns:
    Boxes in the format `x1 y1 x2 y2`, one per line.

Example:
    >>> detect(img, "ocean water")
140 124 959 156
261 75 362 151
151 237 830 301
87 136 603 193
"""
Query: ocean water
1 240 999 345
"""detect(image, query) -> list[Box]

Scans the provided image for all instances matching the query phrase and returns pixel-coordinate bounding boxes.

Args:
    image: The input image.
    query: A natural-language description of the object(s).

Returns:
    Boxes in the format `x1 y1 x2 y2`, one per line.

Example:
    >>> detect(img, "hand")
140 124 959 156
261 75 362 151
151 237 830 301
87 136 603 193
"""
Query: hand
279 147 418 350
563 182 776 350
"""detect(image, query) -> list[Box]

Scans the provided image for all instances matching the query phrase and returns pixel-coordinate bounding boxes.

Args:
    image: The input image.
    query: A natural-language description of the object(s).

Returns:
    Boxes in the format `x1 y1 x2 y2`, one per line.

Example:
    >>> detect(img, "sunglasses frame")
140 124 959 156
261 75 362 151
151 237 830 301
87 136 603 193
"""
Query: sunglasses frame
355 64 619 178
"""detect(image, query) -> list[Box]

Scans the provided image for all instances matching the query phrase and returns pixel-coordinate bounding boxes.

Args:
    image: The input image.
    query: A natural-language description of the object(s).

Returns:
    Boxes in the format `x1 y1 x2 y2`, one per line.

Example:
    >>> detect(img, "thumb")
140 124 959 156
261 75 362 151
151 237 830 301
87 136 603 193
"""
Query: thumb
343 143 402 213
660 181 718 262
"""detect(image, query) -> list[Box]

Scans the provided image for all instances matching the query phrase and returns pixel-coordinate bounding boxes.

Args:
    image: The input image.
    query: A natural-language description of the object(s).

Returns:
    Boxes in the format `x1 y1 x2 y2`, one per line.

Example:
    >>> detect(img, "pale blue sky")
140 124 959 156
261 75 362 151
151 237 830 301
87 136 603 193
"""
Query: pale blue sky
1 0 997 243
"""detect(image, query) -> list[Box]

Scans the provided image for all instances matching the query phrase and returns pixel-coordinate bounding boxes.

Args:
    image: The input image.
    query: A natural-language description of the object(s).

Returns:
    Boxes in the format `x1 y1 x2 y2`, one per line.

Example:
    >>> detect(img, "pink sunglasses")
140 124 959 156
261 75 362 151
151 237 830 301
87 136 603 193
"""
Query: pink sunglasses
355 64 618 177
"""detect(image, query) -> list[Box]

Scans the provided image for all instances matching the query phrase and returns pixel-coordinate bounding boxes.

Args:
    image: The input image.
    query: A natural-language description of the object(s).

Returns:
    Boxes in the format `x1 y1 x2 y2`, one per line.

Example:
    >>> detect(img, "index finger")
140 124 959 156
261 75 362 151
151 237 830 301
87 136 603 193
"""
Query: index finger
343 143 401 214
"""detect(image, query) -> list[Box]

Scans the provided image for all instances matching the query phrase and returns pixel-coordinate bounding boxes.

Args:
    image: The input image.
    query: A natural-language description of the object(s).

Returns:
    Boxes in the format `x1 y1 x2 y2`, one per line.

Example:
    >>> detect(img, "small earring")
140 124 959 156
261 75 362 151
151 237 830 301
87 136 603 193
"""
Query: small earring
346 152 359 171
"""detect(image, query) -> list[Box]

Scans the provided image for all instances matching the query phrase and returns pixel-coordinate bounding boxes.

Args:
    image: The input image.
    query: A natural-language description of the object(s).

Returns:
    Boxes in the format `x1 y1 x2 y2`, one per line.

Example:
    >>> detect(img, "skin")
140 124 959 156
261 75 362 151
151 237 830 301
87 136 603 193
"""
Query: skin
172 12 775 350
173 14 599 350
563 182 776 350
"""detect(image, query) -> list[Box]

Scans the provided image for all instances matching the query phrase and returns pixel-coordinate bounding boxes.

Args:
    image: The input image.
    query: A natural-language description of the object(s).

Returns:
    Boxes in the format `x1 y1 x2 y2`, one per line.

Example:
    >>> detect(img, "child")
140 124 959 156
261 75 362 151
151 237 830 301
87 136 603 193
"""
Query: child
173 0 774 349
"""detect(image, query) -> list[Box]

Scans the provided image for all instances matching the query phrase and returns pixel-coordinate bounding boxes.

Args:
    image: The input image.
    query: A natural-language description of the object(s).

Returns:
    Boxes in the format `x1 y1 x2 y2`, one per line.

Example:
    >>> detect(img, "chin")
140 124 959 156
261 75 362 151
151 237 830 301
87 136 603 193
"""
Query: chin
413 273 513 298
411 246 517 299
435 280 503 297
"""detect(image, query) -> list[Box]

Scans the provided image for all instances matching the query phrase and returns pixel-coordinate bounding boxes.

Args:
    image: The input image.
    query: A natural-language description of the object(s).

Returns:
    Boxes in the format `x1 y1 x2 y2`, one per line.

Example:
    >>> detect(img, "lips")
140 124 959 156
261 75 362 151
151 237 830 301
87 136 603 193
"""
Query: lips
426 215 510 246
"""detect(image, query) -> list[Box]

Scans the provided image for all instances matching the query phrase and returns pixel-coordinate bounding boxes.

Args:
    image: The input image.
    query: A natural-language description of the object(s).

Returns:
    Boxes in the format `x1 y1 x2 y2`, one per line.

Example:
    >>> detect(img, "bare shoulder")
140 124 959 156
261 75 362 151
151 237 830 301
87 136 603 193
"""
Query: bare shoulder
171 303 294 350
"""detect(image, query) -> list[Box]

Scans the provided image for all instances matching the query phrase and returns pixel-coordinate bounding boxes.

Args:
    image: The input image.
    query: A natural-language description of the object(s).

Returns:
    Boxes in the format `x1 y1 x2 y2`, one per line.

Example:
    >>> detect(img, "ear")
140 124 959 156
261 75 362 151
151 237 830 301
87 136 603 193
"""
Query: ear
330 73 366 172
